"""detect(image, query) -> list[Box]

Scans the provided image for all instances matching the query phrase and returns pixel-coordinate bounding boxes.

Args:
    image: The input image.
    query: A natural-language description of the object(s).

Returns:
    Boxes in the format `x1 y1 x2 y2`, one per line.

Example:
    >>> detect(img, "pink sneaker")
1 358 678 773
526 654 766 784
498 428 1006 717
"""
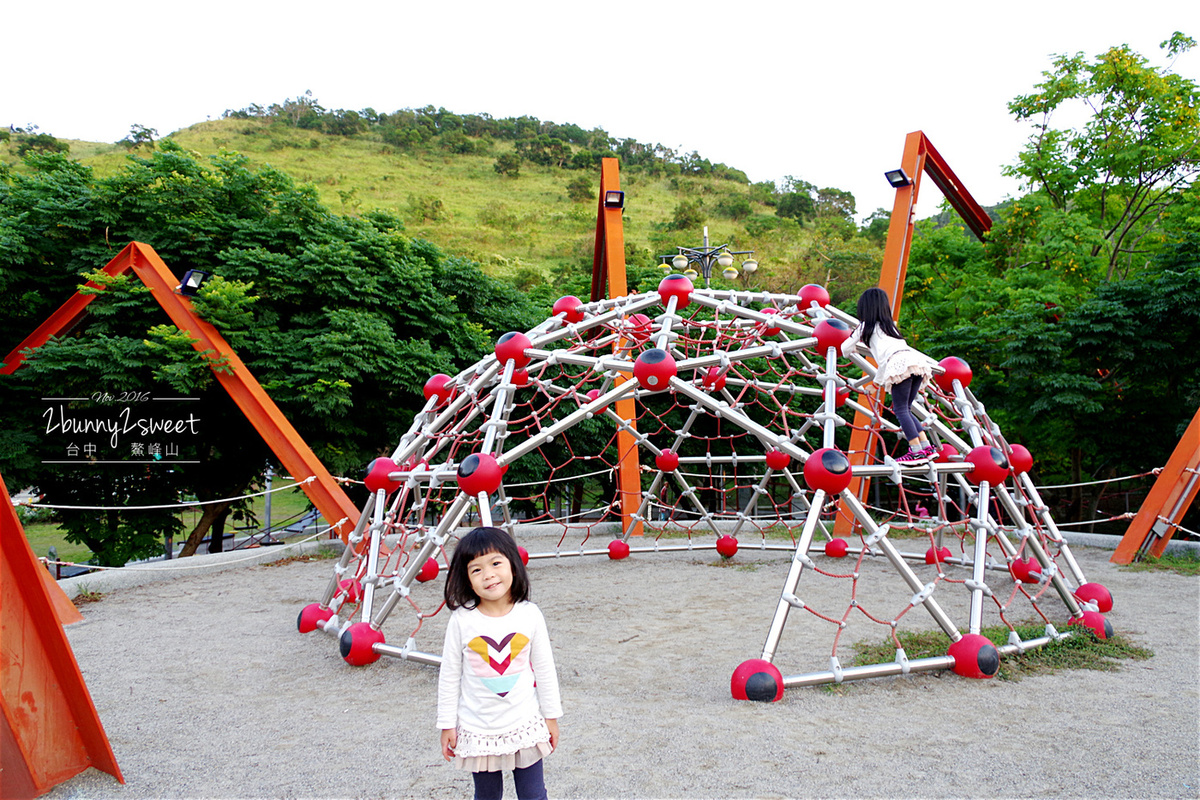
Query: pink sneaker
897 446 933 465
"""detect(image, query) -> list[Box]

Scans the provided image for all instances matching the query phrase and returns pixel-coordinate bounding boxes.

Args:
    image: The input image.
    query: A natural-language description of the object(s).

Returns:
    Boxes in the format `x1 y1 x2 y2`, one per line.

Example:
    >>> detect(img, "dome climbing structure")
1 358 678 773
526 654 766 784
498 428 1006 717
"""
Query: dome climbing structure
298 276 1113 699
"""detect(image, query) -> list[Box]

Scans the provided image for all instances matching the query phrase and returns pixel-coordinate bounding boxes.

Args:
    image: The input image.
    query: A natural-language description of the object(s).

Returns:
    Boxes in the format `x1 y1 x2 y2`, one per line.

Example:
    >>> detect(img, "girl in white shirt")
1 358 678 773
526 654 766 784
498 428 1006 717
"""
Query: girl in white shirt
438 527 561 800
839 287 938 463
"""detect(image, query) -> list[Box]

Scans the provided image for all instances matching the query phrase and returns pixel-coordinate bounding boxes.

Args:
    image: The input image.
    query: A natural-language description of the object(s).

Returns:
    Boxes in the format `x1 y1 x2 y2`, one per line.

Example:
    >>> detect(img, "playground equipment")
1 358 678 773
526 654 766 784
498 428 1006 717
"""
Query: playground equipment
299 149 1116 699
299 274 1113 694
1 471 122 796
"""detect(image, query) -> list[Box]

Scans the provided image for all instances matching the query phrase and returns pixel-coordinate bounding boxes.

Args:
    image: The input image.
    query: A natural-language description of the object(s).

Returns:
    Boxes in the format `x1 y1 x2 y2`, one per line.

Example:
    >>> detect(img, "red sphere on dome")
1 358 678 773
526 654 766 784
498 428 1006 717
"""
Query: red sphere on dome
607 539 631 560
803 448 853 494
416 558 440 583
1074 582 1113 613
297 603 334 633
798 284 831 311
731 658 784 702
625 313 653 344
948 633 1000 679
495 331 533 368
655 450 680 472
835 387 851 407
1008 444 1034 475
552 295 585 323
364 457 401 494
581 388 602 405
716 535 739 558
765 449 791 471
825 538 850 558
813 319 853 353
934 357 972 393
339 622 385 666
1069 610 1113 640
423 373 456 406
511 368 530 387
1010 556 1042 584
935 443 958 463
457 452 505 496
517 546 530 566
633 348 677 391
657 274 694 309
702 366 727 391
925 546 953 565
966 446 1010 486
761 307 782 336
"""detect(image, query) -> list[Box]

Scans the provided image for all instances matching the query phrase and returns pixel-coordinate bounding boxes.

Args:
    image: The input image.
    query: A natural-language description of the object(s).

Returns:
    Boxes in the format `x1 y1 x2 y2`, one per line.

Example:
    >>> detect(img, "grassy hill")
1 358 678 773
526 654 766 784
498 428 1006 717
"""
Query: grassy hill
5 113 886 305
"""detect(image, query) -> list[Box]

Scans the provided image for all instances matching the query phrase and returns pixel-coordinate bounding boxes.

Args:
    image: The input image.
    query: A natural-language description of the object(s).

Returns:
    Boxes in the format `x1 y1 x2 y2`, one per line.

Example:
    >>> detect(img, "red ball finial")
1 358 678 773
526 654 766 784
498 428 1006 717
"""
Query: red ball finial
655 451 680 472
657 274 694 309
965 446 1009 486
934 357 972 393
798 284 831 311
423 373 456 406
364 457 401 493
1008 444 1033 475
552 295 585 323
495 331 533 368
457 452 505 496
765 449 791 471
633 348 677 391
803 448 853 494
813 319 853 352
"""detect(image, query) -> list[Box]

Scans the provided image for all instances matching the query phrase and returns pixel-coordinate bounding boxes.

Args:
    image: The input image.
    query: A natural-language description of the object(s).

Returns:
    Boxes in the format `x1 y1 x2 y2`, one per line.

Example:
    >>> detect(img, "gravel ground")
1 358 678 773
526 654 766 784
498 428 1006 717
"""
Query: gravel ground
44 536 1200 800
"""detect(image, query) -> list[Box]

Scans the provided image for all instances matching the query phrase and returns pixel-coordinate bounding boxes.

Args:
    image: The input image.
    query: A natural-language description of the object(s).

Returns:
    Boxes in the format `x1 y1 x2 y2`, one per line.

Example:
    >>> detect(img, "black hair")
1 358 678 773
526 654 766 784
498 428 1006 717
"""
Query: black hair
444 527 531 610
856 287 902 344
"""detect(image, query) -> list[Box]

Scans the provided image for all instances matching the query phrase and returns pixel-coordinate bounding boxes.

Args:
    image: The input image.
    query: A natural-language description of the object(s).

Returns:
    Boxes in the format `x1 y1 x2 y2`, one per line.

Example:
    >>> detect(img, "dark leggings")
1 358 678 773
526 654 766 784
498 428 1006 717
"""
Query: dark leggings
471 760 546 800
890 374 924 441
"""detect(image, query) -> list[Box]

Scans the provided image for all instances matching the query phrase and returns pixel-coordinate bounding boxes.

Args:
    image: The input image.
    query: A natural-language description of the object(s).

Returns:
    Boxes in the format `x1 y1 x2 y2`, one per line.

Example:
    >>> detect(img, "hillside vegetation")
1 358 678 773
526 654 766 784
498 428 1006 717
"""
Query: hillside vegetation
5 97 887 305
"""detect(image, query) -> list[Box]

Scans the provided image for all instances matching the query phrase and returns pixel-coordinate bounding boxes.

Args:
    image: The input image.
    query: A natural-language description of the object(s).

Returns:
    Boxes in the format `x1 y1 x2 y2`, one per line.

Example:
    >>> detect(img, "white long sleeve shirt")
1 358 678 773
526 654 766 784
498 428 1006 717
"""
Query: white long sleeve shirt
839 323 935 390
436 601 562 734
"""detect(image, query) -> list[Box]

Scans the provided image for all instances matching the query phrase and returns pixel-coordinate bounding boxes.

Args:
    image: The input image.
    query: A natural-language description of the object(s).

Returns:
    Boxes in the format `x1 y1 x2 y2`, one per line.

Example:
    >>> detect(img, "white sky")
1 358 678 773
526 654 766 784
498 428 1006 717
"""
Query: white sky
3 1 1195 222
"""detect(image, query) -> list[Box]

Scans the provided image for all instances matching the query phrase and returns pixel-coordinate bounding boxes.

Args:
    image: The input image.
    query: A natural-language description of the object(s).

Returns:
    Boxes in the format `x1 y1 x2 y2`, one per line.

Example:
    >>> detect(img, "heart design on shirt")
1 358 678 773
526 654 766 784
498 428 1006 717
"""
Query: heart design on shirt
467 633 530 697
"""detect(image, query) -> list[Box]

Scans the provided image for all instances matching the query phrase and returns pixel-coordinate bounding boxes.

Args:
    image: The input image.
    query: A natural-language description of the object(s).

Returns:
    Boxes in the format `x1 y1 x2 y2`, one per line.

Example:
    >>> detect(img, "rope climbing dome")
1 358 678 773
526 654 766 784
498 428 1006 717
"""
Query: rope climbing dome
297 275 1114 700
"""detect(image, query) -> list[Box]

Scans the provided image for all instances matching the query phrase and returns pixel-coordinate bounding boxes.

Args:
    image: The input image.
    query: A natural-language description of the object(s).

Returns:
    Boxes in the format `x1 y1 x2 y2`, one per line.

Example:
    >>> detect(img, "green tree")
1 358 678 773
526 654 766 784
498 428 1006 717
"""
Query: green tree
565 175 592 202
0 144 541 562
1003 33 1200 281
118 124 158 149
494 153 520 177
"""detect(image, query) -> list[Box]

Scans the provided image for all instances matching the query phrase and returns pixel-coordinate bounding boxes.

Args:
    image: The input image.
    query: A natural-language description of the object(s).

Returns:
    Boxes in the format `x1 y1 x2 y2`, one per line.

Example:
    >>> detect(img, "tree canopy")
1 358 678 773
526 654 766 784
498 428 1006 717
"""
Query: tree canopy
0 142 541 563
903 34 1200 523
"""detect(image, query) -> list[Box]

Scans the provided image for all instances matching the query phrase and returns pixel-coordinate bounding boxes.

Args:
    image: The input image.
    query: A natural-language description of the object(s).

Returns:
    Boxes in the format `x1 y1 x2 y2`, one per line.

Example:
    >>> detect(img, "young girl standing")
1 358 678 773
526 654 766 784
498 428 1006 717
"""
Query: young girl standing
840 287 938 464
438 527 562 800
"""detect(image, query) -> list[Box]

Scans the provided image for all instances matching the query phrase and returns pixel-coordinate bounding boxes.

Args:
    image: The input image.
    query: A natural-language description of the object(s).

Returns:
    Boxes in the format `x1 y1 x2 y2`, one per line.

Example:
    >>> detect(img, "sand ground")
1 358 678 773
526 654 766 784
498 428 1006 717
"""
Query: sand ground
43 534 1200 800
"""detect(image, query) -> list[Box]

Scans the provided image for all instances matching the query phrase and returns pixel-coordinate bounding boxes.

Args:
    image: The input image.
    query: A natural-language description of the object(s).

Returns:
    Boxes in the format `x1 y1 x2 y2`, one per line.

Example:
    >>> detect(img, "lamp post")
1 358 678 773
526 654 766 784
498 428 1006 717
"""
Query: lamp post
659 226 755 288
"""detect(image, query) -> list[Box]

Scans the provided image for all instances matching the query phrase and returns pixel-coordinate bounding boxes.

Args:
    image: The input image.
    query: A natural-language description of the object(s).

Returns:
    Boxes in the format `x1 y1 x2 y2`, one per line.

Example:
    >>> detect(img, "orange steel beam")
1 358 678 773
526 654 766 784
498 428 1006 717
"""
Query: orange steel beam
2 242 359 541
1 470 123 796
836 132 992 536
1111 407 1200 563
591 159 643 537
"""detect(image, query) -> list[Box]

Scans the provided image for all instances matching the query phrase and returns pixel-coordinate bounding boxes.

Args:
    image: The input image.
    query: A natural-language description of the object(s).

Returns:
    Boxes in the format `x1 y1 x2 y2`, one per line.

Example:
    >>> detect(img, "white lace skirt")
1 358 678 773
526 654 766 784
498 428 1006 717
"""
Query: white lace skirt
452 716 553 772
878 348 935 392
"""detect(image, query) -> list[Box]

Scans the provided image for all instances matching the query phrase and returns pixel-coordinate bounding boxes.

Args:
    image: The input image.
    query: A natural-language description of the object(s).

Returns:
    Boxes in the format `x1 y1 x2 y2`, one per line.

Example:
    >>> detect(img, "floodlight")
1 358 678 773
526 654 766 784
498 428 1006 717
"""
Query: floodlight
177 269 211 297
604 190 625 209
884 169 912 188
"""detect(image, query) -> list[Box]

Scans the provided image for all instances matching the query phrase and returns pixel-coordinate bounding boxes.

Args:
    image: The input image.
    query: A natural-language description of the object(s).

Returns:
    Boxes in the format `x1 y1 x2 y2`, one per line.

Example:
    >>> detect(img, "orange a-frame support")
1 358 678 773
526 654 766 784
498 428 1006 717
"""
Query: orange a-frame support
590 158 643 536
1 242 360 541
1 470 123 798
1111 407 1200 563
835 131 993 536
